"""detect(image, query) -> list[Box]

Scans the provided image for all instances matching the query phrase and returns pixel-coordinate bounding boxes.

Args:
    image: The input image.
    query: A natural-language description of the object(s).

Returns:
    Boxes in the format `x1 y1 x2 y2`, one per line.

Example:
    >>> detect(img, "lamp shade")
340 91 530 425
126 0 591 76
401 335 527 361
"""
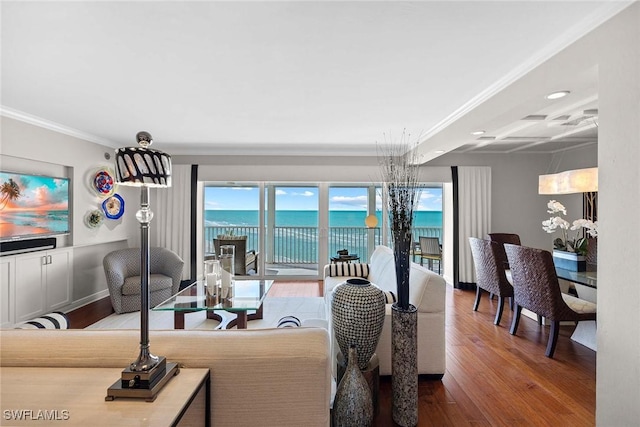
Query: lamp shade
115 131 172 187
365 214 379 228
538 167 598 195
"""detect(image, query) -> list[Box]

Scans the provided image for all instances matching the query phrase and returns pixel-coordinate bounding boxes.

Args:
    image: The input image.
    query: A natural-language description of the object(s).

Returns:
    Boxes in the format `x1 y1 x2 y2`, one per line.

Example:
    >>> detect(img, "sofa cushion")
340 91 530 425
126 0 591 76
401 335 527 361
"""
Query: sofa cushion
121 274 173 295
328 262 369 277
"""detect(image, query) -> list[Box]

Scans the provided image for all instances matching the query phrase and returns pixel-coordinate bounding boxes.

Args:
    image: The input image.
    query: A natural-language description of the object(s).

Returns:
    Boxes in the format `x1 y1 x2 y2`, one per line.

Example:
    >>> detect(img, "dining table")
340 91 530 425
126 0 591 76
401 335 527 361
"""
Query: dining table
556 266 597 351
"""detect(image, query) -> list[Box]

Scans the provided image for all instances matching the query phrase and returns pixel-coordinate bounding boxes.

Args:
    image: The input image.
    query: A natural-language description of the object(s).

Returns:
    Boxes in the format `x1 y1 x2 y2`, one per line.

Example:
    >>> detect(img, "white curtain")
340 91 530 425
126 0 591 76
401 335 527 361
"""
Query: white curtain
458 166 491 283
155 164 191 279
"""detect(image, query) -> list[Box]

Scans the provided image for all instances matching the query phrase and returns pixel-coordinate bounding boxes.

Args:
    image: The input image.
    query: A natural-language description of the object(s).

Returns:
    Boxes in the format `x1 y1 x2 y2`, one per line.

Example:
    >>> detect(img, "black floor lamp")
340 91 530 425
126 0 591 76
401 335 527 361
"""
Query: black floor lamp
106 131 178 401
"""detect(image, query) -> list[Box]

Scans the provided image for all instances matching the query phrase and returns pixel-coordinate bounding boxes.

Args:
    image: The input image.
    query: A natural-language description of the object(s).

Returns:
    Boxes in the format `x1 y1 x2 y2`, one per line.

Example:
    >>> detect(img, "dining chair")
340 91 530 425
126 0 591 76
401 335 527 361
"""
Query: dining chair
504 244 597 358
418 236 442 274
468 237 514 326
486 233 521 269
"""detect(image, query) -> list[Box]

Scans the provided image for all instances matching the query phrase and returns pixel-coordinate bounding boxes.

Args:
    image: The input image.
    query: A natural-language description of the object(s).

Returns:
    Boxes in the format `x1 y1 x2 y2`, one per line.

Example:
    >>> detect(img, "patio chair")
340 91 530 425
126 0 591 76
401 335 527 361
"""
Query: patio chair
418 236 442 274
504 244 596 358
468 237 514 326
214 236 258 275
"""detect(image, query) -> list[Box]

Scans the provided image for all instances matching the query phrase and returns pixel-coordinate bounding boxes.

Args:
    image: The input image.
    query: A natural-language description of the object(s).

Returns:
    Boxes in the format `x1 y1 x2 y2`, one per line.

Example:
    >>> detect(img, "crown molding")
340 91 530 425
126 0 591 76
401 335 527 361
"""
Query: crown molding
0 106 118 148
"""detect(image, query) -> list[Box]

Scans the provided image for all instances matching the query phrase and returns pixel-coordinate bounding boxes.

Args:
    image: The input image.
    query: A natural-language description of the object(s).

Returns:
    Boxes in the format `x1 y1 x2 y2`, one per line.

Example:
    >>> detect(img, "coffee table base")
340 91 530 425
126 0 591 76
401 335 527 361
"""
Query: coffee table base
174 305 264 329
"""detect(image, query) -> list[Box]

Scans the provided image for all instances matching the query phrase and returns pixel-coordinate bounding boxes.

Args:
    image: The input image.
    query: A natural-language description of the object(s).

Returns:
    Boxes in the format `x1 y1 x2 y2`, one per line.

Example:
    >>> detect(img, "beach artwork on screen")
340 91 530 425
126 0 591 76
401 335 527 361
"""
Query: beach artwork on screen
0 171 70 241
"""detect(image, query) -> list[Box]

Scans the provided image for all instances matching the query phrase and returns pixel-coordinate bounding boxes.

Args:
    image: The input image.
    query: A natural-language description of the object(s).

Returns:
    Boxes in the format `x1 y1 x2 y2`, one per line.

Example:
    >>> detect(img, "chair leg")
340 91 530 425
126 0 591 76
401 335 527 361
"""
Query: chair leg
509 297 514 311
494 296 505 326
546 320 560 358
510 304 522 335
473 287 482 311
537 315 543 326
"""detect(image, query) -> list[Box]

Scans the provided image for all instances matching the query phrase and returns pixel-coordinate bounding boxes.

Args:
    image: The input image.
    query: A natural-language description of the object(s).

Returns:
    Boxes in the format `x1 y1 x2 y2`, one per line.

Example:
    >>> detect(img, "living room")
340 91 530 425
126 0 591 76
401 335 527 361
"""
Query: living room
1 2 639 426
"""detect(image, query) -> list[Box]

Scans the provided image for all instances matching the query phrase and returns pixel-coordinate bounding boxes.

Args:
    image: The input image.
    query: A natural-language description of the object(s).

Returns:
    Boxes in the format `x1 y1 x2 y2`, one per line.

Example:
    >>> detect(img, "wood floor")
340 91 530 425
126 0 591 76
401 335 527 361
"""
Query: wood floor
67 280 595 426
375 286 596 427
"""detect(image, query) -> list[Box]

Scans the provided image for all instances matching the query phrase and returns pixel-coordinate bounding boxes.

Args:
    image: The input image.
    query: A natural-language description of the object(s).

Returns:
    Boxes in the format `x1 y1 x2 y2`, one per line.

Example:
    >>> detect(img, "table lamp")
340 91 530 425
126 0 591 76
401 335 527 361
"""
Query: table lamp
106 131 179 401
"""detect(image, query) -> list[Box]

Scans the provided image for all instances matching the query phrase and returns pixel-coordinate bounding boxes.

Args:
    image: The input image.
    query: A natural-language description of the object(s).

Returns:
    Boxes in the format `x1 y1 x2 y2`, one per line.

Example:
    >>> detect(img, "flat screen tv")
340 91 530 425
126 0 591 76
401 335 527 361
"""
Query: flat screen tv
0 171 70 242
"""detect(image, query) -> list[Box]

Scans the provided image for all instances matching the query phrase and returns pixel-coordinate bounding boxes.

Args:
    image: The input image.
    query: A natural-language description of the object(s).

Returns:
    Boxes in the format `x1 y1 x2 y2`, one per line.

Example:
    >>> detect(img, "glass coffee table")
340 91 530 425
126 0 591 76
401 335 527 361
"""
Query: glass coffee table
153 279 273 329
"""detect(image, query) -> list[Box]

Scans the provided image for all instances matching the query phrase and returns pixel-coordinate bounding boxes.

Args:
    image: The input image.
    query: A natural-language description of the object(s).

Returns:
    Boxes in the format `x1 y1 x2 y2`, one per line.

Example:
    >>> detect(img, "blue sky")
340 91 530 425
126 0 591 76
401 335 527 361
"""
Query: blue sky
205 186 442 211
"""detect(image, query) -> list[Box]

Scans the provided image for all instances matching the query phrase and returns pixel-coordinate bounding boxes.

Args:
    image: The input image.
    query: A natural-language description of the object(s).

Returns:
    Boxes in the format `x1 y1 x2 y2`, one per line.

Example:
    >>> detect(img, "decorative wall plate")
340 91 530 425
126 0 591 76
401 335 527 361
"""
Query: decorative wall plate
102 193 125 220
85 209 104 228
93 169 115 197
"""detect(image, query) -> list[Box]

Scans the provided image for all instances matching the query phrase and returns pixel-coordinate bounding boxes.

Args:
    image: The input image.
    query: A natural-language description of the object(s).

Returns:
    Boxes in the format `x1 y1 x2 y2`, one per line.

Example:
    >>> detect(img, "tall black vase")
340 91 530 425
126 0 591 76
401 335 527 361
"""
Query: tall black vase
392 303 418 427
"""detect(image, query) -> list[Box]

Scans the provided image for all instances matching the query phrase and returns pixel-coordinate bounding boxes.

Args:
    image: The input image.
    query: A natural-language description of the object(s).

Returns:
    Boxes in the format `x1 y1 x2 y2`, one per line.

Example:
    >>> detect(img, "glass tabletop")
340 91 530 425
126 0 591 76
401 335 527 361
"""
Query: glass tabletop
555 267 597 289
153 279 273 312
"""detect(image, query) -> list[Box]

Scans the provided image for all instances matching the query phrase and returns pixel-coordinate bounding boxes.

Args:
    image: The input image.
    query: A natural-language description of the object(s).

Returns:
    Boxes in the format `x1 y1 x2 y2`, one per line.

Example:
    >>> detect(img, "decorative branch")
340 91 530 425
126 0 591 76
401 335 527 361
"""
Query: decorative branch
378 129 423 309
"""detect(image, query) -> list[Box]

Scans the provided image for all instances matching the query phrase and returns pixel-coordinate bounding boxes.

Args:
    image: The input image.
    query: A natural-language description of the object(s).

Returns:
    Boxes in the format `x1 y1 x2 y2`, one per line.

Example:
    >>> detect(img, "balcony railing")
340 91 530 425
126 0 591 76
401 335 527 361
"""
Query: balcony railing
204 225 442 265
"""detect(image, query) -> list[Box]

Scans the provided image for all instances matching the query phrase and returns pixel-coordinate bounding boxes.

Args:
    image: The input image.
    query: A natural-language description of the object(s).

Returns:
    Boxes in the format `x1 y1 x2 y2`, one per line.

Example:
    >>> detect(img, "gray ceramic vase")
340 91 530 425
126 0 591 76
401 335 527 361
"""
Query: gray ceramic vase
332 344 374 427
331 278 386 370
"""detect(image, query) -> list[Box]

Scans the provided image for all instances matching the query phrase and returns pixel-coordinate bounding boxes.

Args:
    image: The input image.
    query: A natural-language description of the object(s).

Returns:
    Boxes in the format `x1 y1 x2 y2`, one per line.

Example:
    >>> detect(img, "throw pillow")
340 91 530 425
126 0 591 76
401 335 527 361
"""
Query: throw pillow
328 263 370 277
383 290 397 304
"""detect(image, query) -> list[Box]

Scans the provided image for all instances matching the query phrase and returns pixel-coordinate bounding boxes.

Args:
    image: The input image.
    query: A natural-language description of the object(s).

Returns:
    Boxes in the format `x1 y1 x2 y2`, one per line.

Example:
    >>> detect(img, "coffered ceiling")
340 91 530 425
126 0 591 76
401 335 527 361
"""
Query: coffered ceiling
1 1 630 159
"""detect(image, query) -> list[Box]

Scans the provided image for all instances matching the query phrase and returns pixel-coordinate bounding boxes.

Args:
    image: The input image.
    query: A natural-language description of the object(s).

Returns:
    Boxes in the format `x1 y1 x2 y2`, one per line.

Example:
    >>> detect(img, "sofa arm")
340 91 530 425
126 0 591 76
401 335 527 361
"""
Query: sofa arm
410 265 446 314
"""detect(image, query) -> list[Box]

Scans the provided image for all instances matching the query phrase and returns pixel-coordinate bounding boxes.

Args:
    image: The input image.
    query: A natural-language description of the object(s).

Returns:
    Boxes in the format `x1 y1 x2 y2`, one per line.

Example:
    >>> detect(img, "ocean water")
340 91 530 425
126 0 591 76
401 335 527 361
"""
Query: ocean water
204 210 442 263
205 210 442 228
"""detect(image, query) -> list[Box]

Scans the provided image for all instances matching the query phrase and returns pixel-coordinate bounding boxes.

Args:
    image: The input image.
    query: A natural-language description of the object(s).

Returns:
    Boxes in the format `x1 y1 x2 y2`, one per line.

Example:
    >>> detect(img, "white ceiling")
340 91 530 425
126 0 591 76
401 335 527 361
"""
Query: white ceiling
0 1 630 159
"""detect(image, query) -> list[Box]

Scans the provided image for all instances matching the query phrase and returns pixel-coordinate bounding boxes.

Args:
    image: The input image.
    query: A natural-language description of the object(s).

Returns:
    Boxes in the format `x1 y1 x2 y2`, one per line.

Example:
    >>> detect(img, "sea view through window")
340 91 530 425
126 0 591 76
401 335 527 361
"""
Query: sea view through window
204 185 443 268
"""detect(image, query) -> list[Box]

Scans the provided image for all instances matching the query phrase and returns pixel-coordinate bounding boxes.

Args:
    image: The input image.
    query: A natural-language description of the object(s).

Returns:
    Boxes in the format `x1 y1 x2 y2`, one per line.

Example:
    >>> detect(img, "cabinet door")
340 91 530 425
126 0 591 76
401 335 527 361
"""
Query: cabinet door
14 252 47 322
46 248 73 310
0 257 16 327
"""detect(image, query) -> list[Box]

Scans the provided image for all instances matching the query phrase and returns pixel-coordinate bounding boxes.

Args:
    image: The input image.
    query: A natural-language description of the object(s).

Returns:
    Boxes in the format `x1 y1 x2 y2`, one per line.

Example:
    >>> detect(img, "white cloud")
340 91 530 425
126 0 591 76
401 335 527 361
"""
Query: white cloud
331 195 367 203
275 189 287 195
292 191 315 197
231 187 254 191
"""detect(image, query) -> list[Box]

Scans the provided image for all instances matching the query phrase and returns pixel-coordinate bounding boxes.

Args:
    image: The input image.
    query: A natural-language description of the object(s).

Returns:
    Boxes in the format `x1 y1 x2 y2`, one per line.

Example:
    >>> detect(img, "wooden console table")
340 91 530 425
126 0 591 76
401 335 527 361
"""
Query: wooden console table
0 367 209 426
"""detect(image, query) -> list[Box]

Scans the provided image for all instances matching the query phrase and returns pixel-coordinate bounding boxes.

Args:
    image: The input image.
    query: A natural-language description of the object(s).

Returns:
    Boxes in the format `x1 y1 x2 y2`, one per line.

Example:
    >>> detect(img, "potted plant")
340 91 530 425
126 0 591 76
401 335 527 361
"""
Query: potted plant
378 129 422 427
542 200 598 271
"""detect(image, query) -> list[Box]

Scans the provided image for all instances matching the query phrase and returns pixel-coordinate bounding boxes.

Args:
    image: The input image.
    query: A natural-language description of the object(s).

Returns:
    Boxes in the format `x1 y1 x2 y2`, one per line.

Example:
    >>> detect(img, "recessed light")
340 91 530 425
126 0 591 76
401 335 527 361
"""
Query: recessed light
434 150 445 154
471 130 485 136
546 90 570 100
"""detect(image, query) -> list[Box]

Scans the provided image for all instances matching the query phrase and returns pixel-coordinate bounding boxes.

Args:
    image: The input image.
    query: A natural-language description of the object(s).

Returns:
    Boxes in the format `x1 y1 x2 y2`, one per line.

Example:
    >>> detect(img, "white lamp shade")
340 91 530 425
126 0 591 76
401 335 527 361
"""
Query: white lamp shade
538 167 598 195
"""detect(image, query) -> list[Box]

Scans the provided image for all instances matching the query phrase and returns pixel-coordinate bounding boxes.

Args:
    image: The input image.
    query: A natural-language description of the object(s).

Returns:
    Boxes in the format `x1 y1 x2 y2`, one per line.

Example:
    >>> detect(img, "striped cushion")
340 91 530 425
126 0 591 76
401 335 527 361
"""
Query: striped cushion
277 315 301 328
383 290 397 304
328 263 369 278
15 312 69 329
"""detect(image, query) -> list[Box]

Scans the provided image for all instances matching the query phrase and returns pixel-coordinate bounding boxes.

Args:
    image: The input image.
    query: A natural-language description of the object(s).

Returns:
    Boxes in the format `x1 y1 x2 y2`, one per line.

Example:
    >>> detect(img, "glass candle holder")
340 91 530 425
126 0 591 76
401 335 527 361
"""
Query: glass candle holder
204 259 221 297
218 245 235 299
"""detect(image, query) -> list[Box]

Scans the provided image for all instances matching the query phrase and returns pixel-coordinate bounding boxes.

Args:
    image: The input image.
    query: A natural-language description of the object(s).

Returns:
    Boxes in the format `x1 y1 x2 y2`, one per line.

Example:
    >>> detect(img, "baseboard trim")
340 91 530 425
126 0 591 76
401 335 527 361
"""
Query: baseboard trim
62 290 110 313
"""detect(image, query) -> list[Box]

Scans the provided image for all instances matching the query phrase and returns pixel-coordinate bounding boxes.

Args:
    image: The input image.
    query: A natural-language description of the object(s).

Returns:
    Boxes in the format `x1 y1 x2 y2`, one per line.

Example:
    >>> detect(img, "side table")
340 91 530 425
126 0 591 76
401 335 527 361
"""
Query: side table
0 367 210 426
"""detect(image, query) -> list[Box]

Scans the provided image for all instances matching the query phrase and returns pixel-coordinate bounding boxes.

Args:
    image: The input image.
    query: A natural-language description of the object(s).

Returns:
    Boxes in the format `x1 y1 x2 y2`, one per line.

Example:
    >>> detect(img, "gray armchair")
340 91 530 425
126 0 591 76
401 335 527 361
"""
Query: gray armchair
103 247 184 314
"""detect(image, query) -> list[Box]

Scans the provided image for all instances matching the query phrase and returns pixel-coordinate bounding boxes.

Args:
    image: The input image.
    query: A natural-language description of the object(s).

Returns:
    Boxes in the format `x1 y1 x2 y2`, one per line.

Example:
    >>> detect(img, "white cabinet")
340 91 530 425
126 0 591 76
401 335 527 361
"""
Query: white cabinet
0 256 16 328
13 248 73 323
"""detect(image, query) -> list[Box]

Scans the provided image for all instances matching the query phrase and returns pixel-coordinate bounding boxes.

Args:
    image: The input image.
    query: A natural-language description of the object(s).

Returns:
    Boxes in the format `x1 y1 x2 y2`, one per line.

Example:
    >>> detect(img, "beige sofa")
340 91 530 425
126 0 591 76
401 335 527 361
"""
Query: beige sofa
324 245 446 377
0 328 331 427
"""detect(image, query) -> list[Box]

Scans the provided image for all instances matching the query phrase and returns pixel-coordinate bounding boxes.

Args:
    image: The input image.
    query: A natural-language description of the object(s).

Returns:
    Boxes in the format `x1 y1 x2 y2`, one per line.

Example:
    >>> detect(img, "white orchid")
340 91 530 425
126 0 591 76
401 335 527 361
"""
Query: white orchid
547 199 567 215
542 200 597 255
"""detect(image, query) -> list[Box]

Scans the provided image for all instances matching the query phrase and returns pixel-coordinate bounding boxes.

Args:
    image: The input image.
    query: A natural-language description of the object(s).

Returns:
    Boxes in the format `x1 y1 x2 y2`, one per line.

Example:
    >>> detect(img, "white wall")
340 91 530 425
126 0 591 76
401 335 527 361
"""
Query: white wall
1 117 136 304
594 3 640 424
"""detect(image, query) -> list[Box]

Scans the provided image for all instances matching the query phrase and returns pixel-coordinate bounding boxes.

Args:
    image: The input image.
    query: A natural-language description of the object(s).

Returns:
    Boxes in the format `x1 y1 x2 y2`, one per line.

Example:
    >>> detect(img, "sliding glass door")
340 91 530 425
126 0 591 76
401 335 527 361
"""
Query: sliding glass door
202 182 444 280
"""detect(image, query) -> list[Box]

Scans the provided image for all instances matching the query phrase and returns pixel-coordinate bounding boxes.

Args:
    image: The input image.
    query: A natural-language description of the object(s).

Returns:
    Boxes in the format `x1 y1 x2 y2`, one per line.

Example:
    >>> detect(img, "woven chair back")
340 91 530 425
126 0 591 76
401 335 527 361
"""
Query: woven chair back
468 237 513 297
504 244 577 321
